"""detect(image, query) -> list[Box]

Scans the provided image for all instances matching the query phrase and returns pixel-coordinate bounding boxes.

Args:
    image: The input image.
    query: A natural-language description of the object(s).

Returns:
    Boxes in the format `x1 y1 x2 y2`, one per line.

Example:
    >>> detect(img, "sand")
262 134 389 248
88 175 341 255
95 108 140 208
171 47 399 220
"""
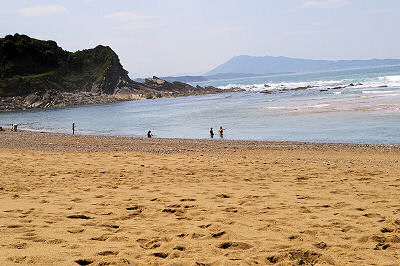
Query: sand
0 131 399 265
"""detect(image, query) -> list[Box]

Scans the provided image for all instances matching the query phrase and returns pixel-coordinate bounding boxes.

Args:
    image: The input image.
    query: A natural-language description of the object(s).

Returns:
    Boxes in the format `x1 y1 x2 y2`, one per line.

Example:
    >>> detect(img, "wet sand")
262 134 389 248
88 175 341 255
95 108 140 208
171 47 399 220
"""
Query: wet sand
0 131 399 265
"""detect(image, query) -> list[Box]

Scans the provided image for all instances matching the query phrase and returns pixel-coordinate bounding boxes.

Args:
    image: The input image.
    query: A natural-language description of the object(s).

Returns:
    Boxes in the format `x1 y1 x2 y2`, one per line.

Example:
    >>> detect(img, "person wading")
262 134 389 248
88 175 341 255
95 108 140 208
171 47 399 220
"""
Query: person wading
218 126 226 138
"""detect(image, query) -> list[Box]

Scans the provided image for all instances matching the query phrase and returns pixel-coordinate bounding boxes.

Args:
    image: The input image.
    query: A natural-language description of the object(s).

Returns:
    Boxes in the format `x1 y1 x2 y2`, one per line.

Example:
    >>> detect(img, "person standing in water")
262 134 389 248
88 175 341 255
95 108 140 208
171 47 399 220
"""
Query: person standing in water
218 126 226 138
210 128 214 138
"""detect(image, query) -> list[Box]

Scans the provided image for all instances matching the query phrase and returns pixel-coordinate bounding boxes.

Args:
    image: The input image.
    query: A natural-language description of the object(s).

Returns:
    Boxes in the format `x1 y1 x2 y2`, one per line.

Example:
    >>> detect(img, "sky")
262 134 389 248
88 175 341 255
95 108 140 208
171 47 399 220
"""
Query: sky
1 0 400 77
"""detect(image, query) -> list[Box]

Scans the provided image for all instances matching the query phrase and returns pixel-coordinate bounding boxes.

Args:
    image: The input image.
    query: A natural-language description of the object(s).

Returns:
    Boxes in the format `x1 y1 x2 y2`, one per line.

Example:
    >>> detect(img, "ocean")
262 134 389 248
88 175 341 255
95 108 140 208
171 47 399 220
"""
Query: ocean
1 65 400 144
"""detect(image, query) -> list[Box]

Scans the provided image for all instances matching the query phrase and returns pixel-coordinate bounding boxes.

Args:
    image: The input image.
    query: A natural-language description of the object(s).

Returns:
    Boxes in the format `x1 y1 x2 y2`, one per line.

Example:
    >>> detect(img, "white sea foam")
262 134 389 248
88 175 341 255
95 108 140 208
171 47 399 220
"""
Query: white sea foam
362 90 396 94
219 80 346 92
218 74 400 92
264 103 330 111
385 75 400 82
376 75 400 86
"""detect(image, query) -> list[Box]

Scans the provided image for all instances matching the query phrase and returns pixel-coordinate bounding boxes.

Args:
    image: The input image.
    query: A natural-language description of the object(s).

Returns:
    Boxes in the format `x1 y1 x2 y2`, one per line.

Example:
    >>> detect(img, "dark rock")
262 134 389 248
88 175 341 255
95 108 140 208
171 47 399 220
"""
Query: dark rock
292 85 314 90
260 90 273 94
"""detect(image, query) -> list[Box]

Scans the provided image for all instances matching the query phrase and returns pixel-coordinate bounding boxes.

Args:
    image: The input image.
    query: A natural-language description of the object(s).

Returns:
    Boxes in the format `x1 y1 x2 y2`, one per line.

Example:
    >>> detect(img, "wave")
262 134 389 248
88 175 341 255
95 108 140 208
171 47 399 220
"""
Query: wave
378 75 400 82
218 79 346 92
362 90 396 94
264 103 330 110
218 74 400 92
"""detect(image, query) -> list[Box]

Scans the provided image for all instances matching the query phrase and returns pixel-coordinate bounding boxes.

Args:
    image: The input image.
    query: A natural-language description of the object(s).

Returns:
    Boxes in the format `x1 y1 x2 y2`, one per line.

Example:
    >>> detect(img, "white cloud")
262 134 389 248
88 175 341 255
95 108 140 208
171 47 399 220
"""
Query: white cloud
211 26 245 33
116 22 162 30
302 0 349 8
18 5 67 17
105 12 154 21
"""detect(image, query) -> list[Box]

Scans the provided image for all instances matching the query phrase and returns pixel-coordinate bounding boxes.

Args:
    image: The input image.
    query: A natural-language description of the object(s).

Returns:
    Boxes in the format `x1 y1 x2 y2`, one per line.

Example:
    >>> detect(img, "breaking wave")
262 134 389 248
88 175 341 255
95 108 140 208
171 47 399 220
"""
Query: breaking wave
218 74 400 92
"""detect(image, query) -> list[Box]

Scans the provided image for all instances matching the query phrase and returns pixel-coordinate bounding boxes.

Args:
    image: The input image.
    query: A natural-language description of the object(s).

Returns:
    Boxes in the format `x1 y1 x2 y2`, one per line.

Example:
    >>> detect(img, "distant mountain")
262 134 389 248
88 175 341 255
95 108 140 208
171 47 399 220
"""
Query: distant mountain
206 55 400 76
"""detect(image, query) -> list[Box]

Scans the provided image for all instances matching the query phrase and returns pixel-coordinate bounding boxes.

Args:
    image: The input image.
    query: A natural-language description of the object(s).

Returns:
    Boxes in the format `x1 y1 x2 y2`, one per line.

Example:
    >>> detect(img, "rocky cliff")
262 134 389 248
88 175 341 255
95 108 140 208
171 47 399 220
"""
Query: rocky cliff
0 34 240 111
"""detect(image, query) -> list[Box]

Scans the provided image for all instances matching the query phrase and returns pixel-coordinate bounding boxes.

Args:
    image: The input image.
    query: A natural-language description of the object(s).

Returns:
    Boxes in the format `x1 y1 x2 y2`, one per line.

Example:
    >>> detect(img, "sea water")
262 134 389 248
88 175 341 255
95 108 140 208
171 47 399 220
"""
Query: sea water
0 65 399 144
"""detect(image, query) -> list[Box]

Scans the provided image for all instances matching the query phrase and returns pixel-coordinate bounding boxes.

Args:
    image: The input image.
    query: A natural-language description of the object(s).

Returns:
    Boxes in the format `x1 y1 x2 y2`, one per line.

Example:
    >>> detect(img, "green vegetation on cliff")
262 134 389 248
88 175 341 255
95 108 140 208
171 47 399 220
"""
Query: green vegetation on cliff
0 34 124 97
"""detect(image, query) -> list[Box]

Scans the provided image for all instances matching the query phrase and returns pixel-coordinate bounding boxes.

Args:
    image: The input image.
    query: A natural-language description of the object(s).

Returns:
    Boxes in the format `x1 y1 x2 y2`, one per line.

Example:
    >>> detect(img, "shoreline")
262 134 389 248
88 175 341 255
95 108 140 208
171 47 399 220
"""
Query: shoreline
0 130 399 153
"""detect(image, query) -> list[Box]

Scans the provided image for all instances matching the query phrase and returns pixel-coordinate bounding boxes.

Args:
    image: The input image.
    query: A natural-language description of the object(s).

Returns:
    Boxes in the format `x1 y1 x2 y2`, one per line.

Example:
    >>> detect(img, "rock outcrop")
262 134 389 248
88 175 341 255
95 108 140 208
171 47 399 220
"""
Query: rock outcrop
0 34 242 111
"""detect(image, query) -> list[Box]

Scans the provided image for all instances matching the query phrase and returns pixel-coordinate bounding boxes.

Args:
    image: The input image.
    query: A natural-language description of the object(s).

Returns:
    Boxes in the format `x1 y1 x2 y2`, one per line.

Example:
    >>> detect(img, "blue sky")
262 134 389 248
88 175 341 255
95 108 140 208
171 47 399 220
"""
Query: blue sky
1 0 400 77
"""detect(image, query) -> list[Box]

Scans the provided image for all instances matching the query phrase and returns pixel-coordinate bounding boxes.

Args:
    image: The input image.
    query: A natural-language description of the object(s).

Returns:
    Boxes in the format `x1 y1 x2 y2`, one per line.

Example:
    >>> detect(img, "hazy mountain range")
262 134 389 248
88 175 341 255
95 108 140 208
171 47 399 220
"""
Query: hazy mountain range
154 55 400 83
206 55 400 75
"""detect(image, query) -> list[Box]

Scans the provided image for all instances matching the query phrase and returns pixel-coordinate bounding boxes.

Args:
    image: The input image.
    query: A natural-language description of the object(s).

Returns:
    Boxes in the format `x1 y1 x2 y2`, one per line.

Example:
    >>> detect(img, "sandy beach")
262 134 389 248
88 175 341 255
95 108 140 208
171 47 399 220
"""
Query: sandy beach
0 131 399 265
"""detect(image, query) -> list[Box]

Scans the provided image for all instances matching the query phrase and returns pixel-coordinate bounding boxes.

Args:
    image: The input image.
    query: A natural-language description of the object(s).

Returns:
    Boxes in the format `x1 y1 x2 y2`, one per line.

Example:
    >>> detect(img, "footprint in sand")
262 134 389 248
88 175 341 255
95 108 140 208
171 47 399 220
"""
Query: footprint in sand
8 256 41 264
374 243 390 250
90 235 109 241
75 259 93 265
313 241 327 249
225 207 238 213
267 250 323 265
137 238 161 249
162 208 177 213
381 227 394 233
195 262 210 266
97 250 119 256
192 233 205 239
67 214 92 219
211 231 226 238
153 252 168 259
7 224 22 228
68 228 85 234
198 224 211 229
174 246 185 251
124 206 143 218
218 241 252 250
46 239 65 244
8 242 29 249
180 198 196 202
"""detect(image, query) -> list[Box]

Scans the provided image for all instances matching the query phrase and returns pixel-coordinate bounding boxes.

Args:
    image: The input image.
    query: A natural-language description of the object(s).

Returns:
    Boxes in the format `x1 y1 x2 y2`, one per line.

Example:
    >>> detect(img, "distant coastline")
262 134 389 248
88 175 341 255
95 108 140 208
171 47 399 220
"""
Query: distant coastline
135 72 293 83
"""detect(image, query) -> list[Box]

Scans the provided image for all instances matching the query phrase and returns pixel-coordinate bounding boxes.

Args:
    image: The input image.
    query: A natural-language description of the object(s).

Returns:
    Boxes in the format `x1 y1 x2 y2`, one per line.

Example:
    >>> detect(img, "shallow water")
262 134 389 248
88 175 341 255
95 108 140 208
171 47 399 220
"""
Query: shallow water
1 66 400 144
